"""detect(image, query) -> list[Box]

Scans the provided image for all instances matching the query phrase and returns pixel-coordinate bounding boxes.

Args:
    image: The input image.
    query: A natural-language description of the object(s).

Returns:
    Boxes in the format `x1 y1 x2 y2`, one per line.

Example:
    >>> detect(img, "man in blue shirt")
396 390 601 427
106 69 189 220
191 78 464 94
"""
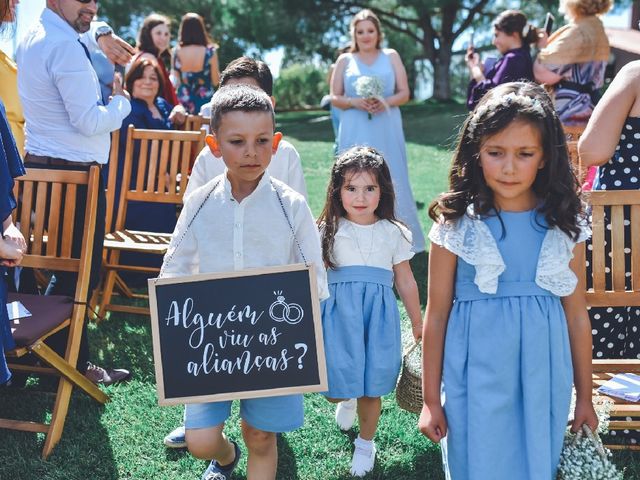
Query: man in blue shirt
16 0 132 385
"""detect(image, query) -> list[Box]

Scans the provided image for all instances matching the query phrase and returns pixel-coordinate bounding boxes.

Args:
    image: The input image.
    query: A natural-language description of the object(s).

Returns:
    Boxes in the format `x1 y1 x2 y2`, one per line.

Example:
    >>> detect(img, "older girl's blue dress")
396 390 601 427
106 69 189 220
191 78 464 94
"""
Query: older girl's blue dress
432 210 577 480
338 51 425 252
0 99 25 386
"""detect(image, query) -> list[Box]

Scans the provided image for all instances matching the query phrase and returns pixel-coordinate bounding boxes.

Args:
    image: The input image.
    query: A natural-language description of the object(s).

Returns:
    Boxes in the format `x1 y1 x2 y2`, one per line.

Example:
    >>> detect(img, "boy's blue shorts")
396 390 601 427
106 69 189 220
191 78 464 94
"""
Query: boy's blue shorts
184 394 304 433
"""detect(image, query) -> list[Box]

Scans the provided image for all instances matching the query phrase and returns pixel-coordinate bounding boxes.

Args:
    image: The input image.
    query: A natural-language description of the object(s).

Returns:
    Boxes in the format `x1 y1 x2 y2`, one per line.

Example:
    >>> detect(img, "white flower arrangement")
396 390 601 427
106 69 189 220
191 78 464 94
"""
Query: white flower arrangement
354 75 387 119
468 92 546 136
556 395 624 480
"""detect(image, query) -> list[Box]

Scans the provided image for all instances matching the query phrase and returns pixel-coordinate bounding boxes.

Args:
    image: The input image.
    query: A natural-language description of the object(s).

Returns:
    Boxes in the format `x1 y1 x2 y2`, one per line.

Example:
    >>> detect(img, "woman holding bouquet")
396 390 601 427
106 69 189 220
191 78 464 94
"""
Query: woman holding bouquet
331 9 425 253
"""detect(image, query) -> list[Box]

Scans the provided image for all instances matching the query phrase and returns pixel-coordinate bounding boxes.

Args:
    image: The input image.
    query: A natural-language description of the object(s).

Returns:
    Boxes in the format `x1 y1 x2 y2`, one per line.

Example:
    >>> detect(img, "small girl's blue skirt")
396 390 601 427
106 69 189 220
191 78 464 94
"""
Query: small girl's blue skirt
321 265 401 398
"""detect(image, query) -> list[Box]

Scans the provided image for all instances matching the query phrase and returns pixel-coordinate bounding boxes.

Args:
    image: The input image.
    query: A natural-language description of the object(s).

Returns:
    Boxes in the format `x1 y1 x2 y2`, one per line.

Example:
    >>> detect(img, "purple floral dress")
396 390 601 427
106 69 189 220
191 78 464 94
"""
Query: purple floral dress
174 46 216 114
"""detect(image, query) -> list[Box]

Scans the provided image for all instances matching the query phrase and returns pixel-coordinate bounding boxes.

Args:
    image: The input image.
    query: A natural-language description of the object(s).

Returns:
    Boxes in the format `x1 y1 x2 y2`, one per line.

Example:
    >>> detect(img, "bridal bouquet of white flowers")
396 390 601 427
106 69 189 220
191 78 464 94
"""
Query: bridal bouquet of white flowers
354 75 386 119
556 395 624 480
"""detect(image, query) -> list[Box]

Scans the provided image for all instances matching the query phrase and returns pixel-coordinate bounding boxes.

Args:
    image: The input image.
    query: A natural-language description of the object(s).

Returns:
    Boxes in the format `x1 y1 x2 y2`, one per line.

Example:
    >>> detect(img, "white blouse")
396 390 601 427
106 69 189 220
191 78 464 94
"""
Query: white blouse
161 172 328 300
428 205 590 296
331 218 414 271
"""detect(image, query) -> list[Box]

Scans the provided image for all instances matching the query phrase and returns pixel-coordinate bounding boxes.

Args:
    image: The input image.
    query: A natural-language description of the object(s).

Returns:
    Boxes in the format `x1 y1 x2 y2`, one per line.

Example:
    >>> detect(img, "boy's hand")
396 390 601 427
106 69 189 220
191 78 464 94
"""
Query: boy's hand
418 403 447 443
411 321 422 341
571 398 599 433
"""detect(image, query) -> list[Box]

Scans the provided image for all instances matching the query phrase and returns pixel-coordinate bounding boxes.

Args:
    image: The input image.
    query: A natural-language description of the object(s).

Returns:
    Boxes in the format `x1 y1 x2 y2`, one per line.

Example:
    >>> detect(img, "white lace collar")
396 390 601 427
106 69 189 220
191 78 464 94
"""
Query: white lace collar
428 205 590 296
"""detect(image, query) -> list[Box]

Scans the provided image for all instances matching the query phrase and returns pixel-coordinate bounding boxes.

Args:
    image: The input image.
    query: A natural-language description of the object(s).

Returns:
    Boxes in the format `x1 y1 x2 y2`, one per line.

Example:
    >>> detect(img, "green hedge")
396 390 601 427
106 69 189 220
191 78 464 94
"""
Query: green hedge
274 63 327 110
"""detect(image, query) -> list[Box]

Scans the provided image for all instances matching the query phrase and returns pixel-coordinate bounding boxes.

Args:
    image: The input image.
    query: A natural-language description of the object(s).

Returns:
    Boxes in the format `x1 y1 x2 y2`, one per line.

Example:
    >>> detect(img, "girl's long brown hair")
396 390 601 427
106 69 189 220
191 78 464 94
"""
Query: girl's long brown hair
429 82 585 240
318 146 405 269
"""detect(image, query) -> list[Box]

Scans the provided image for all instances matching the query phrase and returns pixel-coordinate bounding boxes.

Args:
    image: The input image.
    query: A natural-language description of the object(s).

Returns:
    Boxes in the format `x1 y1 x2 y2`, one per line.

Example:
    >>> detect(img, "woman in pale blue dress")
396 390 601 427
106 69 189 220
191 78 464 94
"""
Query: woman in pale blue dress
419 82 598 479
331 9 425 252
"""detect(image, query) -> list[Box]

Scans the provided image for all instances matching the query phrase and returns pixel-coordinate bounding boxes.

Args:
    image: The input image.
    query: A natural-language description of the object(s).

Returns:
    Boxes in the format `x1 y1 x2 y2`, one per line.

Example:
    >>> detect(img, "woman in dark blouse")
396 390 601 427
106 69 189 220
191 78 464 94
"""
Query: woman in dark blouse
109 58 181 278
466 10 537 110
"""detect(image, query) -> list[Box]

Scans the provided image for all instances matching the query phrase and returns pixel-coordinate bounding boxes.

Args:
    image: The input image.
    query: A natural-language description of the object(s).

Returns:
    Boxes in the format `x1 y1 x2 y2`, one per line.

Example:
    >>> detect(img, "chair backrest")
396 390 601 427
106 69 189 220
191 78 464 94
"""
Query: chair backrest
12 167 100 301
562 123 585 175
184 114 210 132
583 190 640 307
114 126 206 231
105 128 120 234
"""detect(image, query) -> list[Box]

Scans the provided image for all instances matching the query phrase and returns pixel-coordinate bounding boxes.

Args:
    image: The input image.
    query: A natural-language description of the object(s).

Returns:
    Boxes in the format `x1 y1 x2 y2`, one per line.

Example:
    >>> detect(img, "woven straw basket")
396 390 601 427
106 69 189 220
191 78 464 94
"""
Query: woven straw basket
396 341 422 414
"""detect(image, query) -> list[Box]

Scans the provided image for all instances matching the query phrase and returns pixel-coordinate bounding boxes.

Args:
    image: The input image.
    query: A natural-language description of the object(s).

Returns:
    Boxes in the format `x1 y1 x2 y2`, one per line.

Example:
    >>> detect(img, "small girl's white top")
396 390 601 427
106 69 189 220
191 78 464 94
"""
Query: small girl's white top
332 218 414 270
428 206 591 297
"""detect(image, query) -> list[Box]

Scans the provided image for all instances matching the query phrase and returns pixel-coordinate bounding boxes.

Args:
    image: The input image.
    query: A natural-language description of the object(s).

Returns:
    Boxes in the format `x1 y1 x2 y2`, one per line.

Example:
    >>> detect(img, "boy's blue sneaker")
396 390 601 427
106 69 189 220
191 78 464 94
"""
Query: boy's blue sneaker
201 440 241 480
163 425 186 449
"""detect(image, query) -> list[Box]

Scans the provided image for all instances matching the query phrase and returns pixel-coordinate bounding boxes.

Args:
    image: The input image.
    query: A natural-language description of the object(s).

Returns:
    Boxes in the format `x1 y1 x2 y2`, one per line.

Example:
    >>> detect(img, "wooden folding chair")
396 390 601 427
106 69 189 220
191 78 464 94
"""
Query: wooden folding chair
0 166 108 459
584 190 640 449
184 114 210 132
97 126 206 316
89 129 121 316
563 123 585 180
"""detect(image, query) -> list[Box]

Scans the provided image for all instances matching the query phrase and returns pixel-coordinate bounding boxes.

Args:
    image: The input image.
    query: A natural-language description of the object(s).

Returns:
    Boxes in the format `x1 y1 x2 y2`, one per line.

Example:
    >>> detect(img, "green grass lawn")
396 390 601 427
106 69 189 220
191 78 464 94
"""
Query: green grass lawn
1 103 638 479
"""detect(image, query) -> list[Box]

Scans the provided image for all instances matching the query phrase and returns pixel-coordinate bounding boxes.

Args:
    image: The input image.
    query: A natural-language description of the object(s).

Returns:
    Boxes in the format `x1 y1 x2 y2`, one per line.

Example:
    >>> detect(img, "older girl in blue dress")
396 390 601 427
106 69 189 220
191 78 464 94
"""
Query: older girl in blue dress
418 82 597 480
318 146 422 477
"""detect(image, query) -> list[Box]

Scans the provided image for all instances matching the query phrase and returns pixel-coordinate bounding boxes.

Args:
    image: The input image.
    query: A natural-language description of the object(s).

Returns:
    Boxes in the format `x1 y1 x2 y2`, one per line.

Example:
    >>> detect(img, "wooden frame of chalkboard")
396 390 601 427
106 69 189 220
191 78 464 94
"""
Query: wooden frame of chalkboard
148 263 327 406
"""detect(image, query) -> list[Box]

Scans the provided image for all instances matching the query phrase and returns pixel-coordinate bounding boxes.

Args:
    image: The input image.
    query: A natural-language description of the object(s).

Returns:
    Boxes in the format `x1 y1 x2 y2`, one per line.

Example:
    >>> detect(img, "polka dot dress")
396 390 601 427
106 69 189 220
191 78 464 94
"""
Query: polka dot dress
588 117 640 360
587 116 640 446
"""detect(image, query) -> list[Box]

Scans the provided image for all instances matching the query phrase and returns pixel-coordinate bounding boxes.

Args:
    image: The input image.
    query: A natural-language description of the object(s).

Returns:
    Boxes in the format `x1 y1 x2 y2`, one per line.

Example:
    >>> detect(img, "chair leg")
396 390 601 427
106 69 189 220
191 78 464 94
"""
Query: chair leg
88 286 101 322
31 342 109 404
98 263 118 319
114 273 135 299
41 376 73 460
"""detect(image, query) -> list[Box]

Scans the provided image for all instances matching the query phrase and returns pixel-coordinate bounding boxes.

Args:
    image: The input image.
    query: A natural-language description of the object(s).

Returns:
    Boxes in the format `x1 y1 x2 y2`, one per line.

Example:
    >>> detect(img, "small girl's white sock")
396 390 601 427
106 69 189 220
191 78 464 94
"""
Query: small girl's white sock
355 435 373 450
351 435 376 477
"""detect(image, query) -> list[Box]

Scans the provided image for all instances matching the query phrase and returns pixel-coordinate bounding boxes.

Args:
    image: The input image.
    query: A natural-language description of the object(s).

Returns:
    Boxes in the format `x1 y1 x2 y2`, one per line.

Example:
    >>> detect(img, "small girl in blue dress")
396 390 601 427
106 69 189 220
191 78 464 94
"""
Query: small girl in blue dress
418 82 598 480
318 146 422 477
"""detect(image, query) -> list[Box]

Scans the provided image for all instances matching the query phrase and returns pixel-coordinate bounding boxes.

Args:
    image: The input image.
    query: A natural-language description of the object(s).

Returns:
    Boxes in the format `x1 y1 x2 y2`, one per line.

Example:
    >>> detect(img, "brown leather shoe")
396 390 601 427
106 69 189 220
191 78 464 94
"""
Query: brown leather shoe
84 363 131 386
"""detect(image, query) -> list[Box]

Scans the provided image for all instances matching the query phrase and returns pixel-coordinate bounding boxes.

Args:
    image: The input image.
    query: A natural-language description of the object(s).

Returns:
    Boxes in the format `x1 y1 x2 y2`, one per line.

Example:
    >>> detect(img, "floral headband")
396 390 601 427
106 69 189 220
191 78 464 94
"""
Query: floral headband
468 92 546 135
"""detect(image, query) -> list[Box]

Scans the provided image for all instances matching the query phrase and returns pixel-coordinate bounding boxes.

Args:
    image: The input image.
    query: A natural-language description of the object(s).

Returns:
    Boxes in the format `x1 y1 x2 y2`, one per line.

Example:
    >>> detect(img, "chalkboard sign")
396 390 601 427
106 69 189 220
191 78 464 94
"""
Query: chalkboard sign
148 264 327 406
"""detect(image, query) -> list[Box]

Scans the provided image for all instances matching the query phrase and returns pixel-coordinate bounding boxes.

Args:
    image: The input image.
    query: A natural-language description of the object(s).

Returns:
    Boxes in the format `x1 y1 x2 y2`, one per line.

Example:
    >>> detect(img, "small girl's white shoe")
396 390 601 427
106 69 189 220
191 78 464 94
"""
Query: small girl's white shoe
335 398 357 431
350 436 376 477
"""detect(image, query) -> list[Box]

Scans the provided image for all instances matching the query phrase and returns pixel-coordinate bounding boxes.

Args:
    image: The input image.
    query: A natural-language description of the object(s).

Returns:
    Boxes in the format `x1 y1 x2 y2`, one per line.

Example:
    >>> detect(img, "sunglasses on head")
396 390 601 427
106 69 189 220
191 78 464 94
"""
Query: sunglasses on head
75 0 98 4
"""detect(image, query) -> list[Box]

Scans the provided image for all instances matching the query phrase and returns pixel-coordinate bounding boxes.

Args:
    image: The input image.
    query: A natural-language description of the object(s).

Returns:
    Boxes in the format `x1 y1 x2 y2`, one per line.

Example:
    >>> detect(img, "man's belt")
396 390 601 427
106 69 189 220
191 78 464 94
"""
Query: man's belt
24 153 100 169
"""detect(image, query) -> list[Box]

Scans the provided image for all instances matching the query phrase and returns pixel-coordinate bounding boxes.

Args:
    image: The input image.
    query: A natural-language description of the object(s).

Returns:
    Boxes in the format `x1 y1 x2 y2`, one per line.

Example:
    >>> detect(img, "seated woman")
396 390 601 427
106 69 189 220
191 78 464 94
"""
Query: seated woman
534 0 610 126
534 0 611 190
109 58 182 279
466 10 537 110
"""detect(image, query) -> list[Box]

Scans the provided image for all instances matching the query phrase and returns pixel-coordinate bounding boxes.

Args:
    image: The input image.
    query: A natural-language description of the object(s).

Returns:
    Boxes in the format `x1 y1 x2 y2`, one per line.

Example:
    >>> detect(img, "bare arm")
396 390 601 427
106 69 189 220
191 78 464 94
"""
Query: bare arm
210 47 220 88
533 59 563 85
561 245 598 433
393 260 422 340
385 49 410 107
418 243 456 443
330 54 368 111
466 48 484 82
171 47 181 88
579 61 640 168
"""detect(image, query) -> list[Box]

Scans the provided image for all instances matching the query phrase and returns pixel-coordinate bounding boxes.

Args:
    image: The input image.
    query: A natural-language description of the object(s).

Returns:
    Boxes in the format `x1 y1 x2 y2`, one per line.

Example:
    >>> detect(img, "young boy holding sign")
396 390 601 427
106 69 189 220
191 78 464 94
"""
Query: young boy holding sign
159 85 328 480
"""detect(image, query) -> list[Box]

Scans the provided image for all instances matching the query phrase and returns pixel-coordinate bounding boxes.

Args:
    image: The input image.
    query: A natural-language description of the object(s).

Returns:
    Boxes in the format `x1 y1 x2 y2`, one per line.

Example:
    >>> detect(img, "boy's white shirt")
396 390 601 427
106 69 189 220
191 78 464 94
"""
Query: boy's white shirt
162 171 328 301
184 140 308 202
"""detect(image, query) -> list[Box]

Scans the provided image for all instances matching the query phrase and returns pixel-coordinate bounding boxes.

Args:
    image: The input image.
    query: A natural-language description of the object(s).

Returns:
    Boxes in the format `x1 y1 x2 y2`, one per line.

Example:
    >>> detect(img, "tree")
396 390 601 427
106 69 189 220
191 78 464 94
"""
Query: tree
99 0 632 101
283 0 496 100
100 0 500 99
